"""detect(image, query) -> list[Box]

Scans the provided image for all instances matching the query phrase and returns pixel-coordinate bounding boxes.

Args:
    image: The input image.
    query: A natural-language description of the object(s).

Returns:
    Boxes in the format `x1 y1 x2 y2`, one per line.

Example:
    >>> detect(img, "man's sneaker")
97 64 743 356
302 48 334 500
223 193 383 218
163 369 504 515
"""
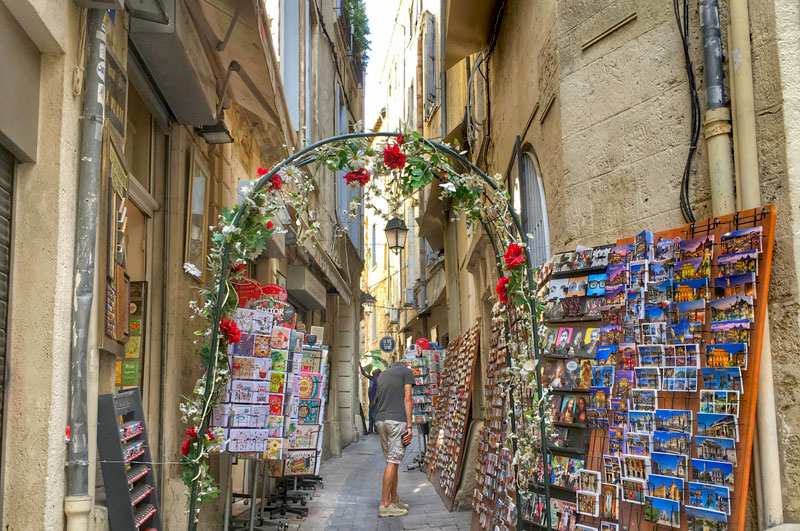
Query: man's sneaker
378 504 408 517
393 500 409 510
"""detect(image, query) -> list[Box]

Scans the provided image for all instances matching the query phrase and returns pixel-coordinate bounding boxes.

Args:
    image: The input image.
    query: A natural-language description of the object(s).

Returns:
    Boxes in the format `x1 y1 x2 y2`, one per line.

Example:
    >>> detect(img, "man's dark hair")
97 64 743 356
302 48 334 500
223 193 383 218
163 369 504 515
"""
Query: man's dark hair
372 369 382 377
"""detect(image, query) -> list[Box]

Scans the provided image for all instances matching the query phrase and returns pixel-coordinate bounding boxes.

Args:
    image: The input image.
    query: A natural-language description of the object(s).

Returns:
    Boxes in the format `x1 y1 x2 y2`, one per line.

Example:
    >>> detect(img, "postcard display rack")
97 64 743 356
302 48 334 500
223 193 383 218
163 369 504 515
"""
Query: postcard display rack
527 207 775 531
408 348 439 424
97 388 162 530
211 305 329 479
472 313 517 530
424 324 480 511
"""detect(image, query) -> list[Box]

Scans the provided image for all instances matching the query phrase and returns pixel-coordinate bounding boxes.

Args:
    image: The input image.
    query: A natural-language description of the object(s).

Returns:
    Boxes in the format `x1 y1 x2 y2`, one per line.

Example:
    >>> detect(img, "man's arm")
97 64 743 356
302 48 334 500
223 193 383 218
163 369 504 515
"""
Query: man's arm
359 364 370 379
402 383 413 444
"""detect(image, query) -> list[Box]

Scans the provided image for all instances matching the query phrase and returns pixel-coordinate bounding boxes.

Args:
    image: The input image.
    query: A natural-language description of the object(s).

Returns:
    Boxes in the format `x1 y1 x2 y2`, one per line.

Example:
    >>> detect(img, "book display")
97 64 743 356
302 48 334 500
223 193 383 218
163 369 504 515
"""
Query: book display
472 310 517 530
97 388 162 531
525 207 775 531
425 324 480 510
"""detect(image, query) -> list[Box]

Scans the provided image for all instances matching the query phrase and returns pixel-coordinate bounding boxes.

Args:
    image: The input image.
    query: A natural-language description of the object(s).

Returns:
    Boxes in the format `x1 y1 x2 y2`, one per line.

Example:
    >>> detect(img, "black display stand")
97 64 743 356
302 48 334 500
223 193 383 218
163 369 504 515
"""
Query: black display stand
98 388 162 530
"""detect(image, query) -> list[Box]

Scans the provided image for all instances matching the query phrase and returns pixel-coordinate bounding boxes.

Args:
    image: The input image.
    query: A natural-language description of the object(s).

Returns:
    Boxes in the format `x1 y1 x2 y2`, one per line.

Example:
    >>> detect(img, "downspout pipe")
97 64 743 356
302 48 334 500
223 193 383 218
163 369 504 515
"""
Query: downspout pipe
728 0 786 528
699 0 735 216
64 8 105 530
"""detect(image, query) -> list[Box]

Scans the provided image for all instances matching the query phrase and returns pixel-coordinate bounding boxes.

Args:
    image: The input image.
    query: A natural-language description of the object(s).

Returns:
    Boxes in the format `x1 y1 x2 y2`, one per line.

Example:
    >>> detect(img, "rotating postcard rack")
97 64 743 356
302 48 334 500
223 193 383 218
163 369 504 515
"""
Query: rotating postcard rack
514 206 775 531
97 387 162 531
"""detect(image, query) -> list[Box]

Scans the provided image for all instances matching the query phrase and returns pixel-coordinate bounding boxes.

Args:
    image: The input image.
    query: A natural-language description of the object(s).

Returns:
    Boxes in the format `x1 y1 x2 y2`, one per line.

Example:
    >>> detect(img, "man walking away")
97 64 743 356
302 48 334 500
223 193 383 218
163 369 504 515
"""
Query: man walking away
374 360 414 517
359 366 381 433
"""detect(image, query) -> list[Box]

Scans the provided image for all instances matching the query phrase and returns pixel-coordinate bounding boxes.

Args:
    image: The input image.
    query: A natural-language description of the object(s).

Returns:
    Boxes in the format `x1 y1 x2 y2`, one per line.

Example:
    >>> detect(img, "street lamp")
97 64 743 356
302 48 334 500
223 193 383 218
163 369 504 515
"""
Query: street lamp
384 217 409 255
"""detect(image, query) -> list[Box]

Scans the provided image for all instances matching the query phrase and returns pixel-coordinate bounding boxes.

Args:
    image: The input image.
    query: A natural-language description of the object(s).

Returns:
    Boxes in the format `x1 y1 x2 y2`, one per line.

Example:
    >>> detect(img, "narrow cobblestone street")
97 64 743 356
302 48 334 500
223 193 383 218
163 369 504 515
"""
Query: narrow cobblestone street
288 434 472 530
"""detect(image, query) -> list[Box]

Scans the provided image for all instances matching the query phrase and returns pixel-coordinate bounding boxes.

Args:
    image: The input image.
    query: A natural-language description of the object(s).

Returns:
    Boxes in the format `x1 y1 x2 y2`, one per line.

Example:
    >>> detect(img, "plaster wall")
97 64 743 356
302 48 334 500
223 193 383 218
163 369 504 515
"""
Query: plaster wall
1 2 81 529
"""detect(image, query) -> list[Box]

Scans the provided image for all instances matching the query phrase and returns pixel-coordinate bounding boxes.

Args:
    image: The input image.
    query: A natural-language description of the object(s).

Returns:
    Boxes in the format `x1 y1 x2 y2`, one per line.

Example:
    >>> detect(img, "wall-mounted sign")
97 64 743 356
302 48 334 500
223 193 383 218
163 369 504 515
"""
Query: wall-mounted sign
380 336 396 353
105 49 128 141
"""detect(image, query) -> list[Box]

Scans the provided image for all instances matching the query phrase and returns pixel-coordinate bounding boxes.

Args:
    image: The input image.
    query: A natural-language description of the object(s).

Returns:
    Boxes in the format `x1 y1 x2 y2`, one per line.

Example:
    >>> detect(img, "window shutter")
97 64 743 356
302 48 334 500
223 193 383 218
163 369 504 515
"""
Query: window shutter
423 12 437 118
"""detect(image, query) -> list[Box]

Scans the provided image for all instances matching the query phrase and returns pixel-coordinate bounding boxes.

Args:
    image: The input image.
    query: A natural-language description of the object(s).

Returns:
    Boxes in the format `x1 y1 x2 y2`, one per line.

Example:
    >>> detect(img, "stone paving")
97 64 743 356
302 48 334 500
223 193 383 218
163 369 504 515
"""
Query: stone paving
287 434 472 530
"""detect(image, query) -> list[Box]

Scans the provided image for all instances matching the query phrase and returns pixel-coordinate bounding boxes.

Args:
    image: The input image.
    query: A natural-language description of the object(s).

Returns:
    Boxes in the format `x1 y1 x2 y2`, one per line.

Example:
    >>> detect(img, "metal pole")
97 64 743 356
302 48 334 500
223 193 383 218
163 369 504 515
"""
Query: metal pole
67 6 106 499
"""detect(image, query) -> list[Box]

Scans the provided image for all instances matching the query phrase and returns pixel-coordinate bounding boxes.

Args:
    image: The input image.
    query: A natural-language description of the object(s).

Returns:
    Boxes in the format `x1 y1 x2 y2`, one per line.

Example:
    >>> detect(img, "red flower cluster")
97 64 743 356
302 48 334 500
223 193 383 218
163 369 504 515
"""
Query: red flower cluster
269 174 282 191
496 276 511 305
181 427 198 457
383 143 406 170
219 318 242 344
344 168 371 187
257 167 270 176
267 221 274 230
504 243 525 269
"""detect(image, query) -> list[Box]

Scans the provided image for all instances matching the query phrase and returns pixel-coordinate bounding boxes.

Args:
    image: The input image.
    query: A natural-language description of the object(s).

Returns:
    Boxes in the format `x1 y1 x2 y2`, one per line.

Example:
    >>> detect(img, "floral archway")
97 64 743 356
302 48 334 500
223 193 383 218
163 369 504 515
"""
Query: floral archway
180 131 554 529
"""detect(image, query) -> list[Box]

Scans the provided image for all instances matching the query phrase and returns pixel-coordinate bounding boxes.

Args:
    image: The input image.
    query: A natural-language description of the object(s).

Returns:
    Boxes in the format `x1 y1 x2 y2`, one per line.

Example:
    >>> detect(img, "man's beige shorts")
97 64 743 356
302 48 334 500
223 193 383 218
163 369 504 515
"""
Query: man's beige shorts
376 420 407 464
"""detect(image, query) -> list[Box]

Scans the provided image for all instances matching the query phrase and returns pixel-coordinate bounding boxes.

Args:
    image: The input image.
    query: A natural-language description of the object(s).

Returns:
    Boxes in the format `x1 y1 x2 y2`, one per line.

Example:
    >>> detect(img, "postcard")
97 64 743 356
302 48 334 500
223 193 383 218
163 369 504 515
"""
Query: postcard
688 482 731 515
231 380 270 404
686 506 728 530
637 345 664 368
695 436 737 465
614 370 634 400
667 320 703 344
644 496 681 528
298 398 321 424
610 397 628 412
711 319 750 345
650 260 674 283
680 235 715 260
697 412 738 441
607 264 628 288
550 454 584 489
648 473 684 502
653 430 691 456
605 285 626 307
608 426 625 456
290 424 320 449
227 428 270 453
600 523 619 531
631 389 657 411
675 257 711 281
655 238 680 261
599 324 622 345
674 278 710 302
714 273 756 298
626 289 645 321
577 491 599 517
542 360 566 388
702 367 743 394
579 469 601 493
640 322 667 345
621 477 646 504
603 455 621 484
710 293 754 324
269 393 284 415
591 244 614 268
651 452 687 478
609 244 633 265
655 409 693 435
253 334 271 357
596 345 617 366
718 249 758 277
269 371 285 393
599 483 619 519
231 334 255 356
235 308 274 335
705 343 748 370
635 367 660 390
576 525 598 531
270 349 288 372
271 325 291 350
622 453 650 480
629 410 655 433
646 279 673 304
590 387 611 409
629 260 649 289
573 248 594 270
555 327 574 353
553 252 574 273
543 300 565 321
593 366 615 389
617 343 635 371
627 432 652 457
284 449 317 476
588 408 608 429
566 275 589 298
587 273 606 296
721 226 762 254
549 278 570 299
550 498 579 531
610 410 628 430
266 415 283 438
230 356 271 380
692 458 734 488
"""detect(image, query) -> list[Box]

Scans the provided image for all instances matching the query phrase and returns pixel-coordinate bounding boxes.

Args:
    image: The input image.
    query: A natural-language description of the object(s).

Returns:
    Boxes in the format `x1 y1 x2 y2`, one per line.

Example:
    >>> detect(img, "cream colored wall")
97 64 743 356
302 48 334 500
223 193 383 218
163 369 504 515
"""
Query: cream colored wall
1 2 82 529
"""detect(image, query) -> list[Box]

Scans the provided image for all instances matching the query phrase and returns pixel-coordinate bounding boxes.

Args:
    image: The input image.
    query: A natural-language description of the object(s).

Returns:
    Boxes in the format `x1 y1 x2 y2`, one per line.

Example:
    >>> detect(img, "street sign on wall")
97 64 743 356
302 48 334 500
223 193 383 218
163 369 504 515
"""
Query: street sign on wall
379 336 396 353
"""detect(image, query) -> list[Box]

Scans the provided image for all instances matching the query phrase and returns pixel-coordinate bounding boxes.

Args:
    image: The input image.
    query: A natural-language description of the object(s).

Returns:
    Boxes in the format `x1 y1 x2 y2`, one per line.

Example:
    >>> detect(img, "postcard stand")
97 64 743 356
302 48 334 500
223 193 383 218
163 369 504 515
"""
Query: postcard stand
530 206 776 531
424 324 480 511
97 388 162 531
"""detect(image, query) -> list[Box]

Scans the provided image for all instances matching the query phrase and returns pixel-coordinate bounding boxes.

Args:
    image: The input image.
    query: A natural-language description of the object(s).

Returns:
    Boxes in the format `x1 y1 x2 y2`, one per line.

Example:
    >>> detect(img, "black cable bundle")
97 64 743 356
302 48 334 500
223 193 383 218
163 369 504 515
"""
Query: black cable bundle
674 0 700 223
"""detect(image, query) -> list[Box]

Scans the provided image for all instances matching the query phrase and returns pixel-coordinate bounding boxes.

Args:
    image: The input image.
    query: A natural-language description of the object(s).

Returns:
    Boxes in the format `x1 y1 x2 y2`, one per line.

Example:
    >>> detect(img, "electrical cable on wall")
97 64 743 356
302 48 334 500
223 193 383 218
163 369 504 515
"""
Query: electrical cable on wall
674 0 700 223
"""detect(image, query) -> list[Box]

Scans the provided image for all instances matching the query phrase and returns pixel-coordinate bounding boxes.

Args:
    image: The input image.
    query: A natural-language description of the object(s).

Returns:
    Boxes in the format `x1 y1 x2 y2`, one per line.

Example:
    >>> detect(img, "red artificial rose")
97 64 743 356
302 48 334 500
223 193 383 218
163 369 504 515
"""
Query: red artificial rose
344 168 371 187
185 427 198 439
232 263 245 273
181 437 192 457
257 167 270 176
219 318 242 344
269 174 282 191
205 428 214 441
496 276 511 305
383 143 406 170
397 134 405 145
504 243 526 269
267 221 274 230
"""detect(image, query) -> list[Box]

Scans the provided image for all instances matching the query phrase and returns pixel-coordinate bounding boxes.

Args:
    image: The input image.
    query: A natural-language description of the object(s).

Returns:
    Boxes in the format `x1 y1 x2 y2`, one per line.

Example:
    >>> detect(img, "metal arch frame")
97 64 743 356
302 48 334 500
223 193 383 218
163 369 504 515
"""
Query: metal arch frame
187 131 552 530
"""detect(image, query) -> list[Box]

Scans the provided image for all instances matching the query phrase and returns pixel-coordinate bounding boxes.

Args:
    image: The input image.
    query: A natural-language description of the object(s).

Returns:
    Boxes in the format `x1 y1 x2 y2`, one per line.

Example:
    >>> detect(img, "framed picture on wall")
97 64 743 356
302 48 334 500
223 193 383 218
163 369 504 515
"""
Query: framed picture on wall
184 150 210 280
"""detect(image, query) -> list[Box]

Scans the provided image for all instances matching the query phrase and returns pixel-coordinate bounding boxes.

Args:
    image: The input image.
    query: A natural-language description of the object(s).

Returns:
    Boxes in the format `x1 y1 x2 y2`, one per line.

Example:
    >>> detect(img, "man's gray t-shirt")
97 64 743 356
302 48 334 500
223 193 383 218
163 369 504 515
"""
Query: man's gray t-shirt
375 361 415 423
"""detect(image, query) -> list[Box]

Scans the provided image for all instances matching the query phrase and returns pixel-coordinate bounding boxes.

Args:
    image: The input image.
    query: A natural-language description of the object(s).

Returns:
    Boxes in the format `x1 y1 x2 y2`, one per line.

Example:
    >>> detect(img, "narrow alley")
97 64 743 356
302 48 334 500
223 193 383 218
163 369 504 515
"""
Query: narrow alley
288 435 471 531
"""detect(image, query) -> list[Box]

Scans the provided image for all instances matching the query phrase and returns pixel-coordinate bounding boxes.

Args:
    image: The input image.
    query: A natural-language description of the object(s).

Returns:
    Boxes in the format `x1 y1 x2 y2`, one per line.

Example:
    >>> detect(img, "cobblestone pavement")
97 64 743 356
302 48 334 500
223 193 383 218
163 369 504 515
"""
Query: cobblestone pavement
287 434 472 530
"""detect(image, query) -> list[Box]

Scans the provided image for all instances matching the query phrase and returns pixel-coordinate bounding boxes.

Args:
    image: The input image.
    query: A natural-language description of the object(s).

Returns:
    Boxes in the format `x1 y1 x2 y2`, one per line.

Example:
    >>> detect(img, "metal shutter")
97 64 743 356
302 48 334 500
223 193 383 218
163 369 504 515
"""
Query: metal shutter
0 146 13 465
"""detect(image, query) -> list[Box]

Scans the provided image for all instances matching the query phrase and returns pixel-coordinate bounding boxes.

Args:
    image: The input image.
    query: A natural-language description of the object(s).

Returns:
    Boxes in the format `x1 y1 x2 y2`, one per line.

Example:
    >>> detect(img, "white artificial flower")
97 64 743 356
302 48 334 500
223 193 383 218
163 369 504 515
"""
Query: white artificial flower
440 182 457 193
519 359 536 378
183 262 202 277
278 164 300 182
346 149 366 170
221 224 238 235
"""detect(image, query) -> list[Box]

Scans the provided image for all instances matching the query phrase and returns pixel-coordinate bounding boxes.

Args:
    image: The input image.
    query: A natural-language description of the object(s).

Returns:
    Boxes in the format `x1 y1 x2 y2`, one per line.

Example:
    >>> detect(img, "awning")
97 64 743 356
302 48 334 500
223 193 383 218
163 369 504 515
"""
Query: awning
196 0 296 148
444 0 504 70
287 264 327 310
416 182 446 252
301 235 353 306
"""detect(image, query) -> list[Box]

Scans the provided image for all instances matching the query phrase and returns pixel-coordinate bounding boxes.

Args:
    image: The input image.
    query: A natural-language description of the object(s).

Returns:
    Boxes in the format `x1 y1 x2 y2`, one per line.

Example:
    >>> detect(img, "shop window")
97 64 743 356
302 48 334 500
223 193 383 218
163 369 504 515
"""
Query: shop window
422 11 437 120
125 85 152 191
511 147 550 267
184 153 210 278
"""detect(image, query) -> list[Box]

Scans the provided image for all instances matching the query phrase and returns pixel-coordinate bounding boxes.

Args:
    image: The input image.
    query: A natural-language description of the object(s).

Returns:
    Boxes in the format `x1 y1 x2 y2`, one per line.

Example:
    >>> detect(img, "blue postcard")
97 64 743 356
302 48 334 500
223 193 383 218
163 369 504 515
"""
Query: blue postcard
680 235 714 260
671 300 706 324
596 345 618 366
686 504 728 525
718 249 758 277
710 293 754 323
644 496 681 528
650 452 687 478
648 473 684 501
697 413 738 441
701 367 743 394
705 343 748 370
652 430 691 456
592 366 615 388
695 436 737 466
655 409 693 435
637 345 664 368
691 458 734 488
674 278 710 302
588 273 606 296
713 272 756 298
629 410 654 433
688 482 730 515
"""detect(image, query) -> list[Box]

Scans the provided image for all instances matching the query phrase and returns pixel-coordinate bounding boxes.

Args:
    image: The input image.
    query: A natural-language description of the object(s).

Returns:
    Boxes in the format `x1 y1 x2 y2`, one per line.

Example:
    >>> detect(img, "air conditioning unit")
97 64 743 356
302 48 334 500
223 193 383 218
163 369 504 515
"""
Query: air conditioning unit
389 308 399 324
404 288 415 308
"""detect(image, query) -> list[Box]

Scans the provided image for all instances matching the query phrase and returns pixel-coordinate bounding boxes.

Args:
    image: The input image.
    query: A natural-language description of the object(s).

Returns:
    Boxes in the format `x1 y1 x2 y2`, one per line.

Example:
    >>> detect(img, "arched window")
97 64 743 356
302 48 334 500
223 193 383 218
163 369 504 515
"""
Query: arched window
511 148 550 267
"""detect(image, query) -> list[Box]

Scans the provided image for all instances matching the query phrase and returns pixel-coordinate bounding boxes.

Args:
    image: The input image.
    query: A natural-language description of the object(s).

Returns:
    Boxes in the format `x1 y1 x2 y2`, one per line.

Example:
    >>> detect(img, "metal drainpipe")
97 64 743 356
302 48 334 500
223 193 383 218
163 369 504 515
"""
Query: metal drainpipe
699 0 735 216
64 8 106 530
729 0 785 527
